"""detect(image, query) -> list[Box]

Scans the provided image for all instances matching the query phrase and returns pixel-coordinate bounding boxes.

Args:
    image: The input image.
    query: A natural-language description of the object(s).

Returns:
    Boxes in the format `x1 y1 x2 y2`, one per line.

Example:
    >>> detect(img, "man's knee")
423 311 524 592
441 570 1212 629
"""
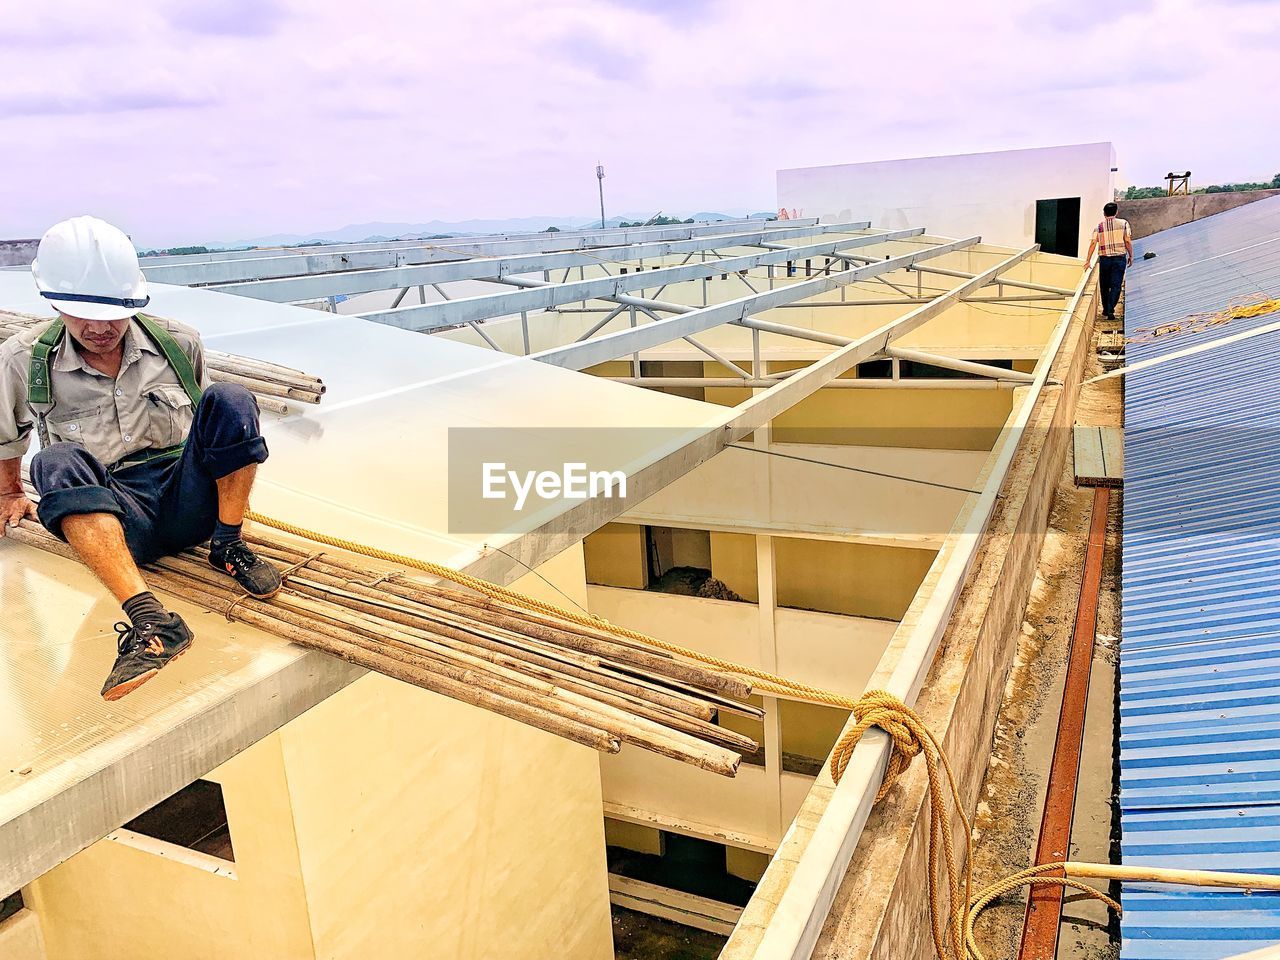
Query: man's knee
198 382 259 420
31 442 108 493
191 383 268 479
31 444 123 541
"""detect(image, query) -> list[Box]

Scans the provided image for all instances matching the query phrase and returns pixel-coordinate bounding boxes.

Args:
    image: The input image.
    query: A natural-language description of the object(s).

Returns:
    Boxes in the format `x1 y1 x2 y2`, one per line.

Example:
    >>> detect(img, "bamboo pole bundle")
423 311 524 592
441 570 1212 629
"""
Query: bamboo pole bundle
6 513 759 776
0 310 325 414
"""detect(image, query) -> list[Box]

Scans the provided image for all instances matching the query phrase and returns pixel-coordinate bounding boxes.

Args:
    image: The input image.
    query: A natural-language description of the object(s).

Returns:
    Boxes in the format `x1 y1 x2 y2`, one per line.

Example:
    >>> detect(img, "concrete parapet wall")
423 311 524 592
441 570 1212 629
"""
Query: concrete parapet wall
1117 190 1280 238
813 273 1096 960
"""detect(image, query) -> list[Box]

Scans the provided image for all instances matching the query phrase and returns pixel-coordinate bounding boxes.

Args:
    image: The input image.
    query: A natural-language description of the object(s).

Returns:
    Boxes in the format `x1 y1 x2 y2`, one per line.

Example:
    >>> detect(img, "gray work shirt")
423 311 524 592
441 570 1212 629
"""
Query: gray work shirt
0 316 210 467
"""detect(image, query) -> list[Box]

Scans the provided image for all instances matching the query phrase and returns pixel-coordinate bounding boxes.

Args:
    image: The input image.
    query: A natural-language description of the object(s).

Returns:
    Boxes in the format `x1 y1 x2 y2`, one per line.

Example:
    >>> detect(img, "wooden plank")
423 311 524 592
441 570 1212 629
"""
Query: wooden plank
608 874 742 936
1099 426 1124 484
1073 425 1106 485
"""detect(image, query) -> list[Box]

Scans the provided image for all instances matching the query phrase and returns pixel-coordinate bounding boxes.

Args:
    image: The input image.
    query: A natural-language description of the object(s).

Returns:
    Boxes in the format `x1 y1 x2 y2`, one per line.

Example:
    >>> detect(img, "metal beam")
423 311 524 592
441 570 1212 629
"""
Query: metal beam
727 247 1039 433
605 377 1016 390
733 317 852 347
882 347 1036 382
142 217 814 267
844 257 1074 296
150 220 854 289
532 237 981 370
200 222 870 302
353 228 919 332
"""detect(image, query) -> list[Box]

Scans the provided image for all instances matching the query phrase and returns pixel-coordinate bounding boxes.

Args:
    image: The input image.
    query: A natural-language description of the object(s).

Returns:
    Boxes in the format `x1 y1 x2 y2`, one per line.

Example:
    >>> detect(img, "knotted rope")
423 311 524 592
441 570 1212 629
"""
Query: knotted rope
828 690 1118 960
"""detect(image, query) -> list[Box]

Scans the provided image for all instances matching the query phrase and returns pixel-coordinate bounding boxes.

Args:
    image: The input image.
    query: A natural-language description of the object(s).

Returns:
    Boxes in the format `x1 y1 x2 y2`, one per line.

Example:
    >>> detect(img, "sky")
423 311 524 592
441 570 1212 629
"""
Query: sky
2 0 1278 247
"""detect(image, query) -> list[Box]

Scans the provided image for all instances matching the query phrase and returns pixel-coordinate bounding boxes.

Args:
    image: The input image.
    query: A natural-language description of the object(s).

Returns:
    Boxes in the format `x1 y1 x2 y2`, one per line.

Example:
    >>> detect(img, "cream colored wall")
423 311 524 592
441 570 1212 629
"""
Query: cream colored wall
281 672 613 960
602 752 815 852
29 734 317 960
584 521 648 588
586 587 890 713
766 384 1013 451
773 537 937 620
0 910 45 960
710 531 759 601
605 818 664 856
631 443 987 549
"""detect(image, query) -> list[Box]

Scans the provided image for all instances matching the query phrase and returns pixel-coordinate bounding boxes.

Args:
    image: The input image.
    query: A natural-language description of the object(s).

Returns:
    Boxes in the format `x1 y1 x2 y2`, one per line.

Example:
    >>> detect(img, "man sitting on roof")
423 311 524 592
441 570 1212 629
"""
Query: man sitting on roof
0 216 281 701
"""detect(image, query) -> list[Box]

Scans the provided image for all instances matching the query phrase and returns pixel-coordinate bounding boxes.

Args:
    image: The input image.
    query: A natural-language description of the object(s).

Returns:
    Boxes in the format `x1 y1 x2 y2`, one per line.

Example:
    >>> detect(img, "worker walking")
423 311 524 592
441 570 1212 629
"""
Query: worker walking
1084 201 1134 321
0 217 281 700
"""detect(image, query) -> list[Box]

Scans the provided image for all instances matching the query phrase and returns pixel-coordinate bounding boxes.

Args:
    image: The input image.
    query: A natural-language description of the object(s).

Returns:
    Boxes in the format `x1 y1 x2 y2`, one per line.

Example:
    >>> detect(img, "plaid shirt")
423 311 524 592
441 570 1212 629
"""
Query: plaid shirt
1094 216 1132 257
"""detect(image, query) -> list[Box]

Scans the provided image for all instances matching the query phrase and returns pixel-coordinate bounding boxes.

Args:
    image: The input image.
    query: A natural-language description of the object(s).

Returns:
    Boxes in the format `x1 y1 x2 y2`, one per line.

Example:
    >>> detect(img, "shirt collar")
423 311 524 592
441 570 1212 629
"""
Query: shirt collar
52 318 155 374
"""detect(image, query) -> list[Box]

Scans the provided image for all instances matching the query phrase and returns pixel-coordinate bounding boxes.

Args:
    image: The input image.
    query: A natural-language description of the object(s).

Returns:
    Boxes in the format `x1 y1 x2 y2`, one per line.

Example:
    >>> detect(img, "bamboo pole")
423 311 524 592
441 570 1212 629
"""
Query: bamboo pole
240 535 761 716
282 569 720 721
1066 861 1280 892
9 517 753 772
157 574 625 754
241 532 754 699
208 369 322 404
154 555 752 769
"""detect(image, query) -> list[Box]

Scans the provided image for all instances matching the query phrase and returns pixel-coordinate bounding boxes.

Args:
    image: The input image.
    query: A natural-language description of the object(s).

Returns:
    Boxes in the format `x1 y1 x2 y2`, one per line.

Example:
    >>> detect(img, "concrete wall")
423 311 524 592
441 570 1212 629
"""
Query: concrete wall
777 143 1116 256
1117 189 1280 238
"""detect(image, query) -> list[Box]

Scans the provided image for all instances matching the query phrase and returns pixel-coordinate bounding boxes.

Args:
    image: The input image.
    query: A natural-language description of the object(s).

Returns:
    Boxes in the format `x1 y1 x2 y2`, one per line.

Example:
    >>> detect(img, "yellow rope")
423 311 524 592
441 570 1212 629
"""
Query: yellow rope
827 691 1120 960
1127 295 1280 344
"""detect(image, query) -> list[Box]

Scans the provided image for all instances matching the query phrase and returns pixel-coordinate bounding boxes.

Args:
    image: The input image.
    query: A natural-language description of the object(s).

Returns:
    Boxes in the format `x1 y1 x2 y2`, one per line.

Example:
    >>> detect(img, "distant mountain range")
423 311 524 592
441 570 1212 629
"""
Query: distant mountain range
198 212 777 250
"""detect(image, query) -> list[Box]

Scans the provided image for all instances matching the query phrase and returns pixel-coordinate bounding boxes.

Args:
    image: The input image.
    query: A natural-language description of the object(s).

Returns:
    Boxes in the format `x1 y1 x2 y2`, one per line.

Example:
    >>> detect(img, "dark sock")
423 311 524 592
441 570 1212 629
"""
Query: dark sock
211 520 243 553
122 591 168 630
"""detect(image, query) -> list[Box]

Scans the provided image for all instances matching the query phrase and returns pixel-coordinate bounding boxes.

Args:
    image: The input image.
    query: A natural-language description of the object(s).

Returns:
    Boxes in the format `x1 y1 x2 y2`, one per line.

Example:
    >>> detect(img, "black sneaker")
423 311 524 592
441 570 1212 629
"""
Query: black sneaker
100 614 194 701
208 541 282 598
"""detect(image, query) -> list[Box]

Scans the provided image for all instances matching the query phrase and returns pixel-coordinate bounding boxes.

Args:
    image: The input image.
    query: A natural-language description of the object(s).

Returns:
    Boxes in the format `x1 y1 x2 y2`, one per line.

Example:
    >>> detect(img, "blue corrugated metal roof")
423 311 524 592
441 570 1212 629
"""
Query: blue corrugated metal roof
1121 194 1280 959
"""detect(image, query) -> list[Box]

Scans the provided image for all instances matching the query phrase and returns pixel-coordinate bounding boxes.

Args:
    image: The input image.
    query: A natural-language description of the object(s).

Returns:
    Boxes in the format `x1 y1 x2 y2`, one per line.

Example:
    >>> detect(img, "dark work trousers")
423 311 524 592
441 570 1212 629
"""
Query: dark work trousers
1098 254 1128 318
31 383 269 564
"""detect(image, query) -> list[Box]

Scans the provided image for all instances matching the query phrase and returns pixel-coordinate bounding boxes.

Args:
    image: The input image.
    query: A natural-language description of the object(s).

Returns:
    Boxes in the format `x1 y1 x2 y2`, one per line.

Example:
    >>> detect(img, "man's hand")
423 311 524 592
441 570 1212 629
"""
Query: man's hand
0 492 36 537
1127 256 1134 267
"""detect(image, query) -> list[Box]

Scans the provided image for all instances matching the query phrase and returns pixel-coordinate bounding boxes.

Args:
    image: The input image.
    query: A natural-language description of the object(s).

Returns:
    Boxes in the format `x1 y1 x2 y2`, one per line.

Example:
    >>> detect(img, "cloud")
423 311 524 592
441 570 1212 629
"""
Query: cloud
1018 0 1158 31
555 27 645 82
601 0 720 20
164 0 290 37
0 88 217 118
1 0 1275 246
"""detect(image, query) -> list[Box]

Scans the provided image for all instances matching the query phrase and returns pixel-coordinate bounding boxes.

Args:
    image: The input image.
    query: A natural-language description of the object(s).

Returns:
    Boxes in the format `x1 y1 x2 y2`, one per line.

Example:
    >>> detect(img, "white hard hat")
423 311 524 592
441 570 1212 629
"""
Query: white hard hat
31 216 149 322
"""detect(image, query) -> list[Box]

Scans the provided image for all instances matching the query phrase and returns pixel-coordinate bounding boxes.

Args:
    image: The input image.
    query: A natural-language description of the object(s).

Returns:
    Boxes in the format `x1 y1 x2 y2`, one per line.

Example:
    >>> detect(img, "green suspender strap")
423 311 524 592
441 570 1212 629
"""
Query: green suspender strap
135 314 203 406
26 315 202 407
27 315 204 465
27 319 64 406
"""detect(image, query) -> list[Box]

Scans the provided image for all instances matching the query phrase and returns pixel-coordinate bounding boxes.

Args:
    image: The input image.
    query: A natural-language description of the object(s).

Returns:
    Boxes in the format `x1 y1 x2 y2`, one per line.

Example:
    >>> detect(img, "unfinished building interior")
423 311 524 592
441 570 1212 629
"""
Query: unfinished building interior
15 162 1272 960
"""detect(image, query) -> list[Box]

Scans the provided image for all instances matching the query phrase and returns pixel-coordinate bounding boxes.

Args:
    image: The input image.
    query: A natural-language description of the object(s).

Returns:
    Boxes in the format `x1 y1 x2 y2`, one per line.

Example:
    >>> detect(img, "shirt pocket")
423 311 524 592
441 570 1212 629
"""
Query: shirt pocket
47 405 105 447
144 384 194 448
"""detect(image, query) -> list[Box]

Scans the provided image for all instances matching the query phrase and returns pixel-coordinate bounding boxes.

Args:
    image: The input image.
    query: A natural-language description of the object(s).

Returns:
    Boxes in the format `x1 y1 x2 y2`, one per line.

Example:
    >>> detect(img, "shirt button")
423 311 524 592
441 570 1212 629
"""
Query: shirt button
68 424 78 432
124 434 132 442
115 388 123 397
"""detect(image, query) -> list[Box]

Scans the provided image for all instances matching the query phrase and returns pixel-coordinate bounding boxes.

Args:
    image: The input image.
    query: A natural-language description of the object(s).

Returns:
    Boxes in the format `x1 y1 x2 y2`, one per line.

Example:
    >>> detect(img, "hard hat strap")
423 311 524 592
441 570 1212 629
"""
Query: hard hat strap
39 291 151 309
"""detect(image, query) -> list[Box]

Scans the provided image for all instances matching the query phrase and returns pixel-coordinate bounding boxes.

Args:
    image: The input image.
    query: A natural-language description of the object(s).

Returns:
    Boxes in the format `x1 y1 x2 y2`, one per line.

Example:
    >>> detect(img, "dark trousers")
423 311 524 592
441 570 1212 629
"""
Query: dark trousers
31 383 269 564
1099 254 1127 318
